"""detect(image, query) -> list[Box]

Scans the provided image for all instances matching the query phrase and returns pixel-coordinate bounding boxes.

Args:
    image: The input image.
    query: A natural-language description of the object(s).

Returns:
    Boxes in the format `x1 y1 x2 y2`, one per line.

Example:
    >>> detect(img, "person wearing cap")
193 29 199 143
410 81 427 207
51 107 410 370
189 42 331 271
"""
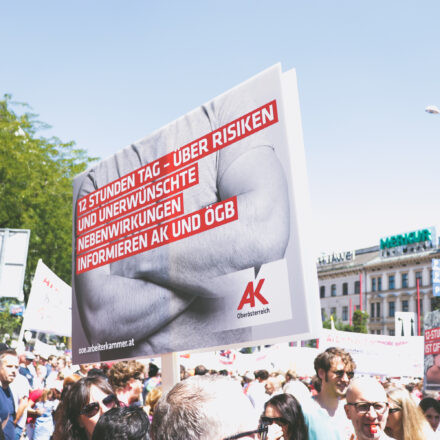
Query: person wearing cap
18 352 36 388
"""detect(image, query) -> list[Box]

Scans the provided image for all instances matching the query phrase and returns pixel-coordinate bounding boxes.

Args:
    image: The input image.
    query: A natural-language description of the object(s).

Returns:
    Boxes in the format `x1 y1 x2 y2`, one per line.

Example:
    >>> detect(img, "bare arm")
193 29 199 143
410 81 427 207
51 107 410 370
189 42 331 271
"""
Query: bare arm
75 266 195 344
112 146 290 297
14 397 28 424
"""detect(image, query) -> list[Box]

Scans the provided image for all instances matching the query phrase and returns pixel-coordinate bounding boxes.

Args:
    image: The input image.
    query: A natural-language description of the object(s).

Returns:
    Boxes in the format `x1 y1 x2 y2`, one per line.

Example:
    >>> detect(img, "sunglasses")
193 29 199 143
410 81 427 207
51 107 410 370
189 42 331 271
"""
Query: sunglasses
346 401 389 415
332 369 355 379
80 394 118 418
260 416 289 426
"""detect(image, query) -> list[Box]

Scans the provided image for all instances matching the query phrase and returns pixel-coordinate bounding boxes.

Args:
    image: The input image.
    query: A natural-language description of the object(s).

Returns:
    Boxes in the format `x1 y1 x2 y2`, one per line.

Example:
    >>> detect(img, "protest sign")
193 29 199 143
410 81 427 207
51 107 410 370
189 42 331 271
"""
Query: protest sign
21 260 71 336
424 310 440 390
72 64 321 363
320 329 423 377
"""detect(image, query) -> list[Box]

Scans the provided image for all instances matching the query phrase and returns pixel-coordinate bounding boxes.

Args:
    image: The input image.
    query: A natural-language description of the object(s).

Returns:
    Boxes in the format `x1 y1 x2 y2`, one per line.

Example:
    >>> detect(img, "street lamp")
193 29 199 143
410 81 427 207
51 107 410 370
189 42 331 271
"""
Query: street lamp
425 105 440 114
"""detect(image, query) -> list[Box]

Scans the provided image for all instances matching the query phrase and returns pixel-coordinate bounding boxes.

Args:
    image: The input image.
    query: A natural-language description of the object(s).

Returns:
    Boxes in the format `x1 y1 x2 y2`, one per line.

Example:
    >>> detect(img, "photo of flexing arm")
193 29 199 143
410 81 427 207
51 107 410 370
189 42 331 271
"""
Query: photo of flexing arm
73 66 292 361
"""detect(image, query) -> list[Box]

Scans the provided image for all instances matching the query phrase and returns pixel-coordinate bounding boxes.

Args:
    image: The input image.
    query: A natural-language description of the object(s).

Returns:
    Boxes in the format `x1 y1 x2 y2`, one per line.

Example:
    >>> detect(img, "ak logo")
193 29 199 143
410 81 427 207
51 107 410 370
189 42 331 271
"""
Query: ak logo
237 278 269 310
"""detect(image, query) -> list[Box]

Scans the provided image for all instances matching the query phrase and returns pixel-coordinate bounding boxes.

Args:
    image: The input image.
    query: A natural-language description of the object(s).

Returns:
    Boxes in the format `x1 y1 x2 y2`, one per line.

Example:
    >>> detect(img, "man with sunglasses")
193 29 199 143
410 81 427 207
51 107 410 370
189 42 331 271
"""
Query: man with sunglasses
108 361 145 407
344 377 393 440
313 347 356 439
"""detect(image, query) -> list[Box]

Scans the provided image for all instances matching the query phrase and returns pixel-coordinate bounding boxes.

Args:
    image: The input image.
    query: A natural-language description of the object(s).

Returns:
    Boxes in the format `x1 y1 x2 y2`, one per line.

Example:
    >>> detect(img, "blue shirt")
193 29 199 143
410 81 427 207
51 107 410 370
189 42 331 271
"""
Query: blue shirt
0 386 16 440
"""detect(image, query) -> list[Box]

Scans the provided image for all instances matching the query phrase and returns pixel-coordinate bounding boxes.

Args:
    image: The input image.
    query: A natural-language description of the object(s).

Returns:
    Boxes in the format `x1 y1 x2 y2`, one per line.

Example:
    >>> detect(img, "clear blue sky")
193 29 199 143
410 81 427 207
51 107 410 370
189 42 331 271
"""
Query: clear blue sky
2 1 439 255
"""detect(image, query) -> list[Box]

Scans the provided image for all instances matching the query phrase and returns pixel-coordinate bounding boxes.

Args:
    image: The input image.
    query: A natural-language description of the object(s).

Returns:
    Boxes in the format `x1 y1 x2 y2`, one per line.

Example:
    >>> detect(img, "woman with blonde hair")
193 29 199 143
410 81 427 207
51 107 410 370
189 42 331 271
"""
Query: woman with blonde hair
385 386 436 440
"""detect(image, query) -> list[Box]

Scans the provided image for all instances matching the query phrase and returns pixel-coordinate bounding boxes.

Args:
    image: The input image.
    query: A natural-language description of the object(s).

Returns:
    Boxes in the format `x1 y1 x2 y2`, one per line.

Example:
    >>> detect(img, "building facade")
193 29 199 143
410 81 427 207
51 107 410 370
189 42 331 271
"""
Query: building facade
318 227 440 335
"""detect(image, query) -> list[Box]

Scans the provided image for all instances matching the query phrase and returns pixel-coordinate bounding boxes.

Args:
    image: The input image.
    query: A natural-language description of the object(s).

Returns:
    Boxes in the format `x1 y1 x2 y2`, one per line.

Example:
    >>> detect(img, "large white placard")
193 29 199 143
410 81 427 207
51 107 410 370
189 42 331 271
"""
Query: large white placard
320 329 423 377
72 64 321 363
22 260 71 336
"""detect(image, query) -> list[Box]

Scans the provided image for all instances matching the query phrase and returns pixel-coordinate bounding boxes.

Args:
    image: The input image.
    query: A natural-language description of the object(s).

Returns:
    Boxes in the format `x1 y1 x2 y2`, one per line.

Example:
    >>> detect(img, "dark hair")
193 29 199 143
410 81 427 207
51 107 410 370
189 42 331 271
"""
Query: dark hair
92 406 149 440
420 397 440 414
53 376 114 440
194 365 207 376
263 393 308 440
254 370 269 381
314 347 355 377
148 363 159 378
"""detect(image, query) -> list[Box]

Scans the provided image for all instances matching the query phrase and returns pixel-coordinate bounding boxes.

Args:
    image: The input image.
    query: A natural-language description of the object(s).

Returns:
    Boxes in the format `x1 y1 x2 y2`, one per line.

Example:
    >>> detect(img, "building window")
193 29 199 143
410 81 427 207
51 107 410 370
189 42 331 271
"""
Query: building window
342 306 348 321
372 278 376 292
370 303 375 318
354 281 360 294
402 300 409 312
388 275 395 290
355 305 360 311
321 308 326 321
401 273 408 288
378 277 382 291
376 302 381 318
330 307 337 318
389 301 395 318
342 283 348 296
320 286 325 298
415 298 423 314
331 284 337 297
389 329 395 336
416 271 423 287
376 330 381 335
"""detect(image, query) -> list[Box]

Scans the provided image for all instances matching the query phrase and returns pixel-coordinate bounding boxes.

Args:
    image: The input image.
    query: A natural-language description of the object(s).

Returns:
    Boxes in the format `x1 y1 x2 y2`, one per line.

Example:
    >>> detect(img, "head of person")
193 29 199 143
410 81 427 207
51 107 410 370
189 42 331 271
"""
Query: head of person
148 363 159 378
385 386 433 440
344 377 389 440
0 348 18 388
262 393 308 440
254 369 269 383
419 397 440 431
194 364 208 376
91 406 149 440
150 375 260 440
285 369 297 383
53 375 118 440
79 363 93 375
314 346 355 398
145 387 163 416
48 355 58 368
108 360 145 406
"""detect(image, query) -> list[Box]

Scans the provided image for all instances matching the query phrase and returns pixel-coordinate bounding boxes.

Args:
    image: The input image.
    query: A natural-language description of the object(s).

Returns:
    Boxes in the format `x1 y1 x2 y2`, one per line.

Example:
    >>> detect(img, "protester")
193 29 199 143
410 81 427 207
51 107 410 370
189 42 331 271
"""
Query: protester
0 349 19 440
247 369 270 415
420 397 440 433
314 347 356 439
150 375 260 440
194 364 208 376
385 386 436 440
344 377 393 440
53 376 118 440
142 363 161 402
91 406 150 440
108 361 145 407
262 393 308 440
33 389 59 440
145 387 162 422
10 369 30 440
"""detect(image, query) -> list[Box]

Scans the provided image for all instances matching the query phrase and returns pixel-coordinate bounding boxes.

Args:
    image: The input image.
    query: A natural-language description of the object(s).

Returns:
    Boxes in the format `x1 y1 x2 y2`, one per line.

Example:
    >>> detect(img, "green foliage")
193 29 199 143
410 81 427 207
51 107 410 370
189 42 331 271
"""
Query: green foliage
352 310 369 333
0 310 22 341
0 95 97 299
322 309 369 334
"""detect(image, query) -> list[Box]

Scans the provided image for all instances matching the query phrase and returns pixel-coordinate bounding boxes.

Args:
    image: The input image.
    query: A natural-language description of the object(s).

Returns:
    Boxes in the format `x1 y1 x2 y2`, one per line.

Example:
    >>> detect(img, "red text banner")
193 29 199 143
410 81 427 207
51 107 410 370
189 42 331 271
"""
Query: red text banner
76 196 239 274
76 164 198 236
76 100 278 216
425 327 440 355
76 194 184 255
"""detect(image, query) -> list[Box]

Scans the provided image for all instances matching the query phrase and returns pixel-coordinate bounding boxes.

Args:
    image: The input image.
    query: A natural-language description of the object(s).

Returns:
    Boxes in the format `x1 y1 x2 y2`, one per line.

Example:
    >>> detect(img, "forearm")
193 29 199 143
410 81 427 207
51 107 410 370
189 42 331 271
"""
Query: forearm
114 148 290 297
76 270 195 343
14 398 28 423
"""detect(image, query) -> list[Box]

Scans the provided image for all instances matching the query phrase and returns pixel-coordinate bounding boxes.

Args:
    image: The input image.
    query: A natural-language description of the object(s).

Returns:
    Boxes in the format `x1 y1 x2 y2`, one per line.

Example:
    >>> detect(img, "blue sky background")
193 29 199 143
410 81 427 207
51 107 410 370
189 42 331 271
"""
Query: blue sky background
2 1 439 255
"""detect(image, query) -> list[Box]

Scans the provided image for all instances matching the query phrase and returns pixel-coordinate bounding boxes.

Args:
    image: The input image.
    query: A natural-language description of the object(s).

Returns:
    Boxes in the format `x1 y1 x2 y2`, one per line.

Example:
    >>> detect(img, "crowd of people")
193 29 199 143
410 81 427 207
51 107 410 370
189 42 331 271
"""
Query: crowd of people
1 344 440 439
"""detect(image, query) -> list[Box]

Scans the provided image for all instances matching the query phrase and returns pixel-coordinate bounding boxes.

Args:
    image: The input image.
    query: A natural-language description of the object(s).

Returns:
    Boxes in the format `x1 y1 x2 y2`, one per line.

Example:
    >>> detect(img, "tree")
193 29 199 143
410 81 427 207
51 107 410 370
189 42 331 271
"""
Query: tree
322 310 369 333
0 95 96 300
